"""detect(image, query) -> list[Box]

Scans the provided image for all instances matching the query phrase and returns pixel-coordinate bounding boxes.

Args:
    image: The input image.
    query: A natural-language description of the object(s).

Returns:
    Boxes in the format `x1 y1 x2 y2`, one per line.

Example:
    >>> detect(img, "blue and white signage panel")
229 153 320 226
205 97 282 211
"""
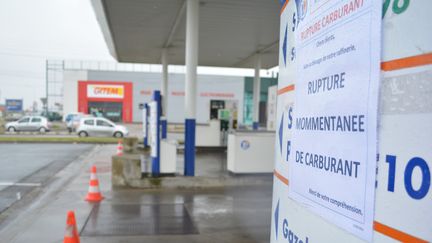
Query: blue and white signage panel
5 99 23 112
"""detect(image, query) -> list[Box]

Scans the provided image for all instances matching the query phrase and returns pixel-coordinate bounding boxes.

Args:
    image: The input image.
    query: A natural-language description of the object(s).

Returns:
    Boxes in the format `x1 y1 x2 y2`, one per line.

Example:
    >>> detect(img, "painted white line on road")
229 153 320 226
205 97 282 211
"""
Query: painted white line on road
0 182 41 187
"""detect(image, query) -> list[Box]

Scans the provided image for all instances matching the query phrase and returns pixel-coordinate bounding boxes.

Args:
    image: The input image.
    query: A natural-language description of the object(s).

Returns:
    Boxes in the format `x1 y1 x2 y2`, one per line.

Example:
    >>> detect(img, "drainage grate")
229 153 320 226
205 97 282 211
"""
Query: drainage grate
81 204 199 236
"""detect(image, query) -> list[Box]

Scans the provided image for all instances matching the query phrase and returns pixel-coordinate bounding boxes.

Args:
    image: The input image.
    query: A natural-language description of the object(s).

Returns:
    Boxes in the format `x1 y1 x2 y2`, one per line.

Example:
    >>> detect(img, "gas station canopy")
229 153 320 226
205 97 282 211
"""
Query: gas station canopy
91 0 280 69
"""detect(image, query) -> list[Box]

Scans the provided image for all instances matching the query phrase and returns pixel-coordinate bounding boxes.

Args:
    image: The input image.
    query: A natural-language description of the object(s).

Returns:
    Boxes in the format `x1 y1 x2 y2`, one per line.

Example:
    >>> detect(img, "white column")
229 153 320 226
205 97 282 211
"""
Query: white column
253 54 261 127
161 48 168 116
184 0 199 176
185 0 199 119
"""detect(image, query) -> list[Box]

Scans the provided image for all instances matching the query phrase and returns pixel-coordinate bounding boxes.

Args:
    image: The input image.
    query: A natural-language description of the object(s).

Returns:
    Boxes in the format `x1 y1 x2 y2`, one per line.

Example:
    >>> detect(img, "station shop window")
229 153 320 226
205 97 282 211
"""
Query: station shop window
88 102 122 123
243 77 278 125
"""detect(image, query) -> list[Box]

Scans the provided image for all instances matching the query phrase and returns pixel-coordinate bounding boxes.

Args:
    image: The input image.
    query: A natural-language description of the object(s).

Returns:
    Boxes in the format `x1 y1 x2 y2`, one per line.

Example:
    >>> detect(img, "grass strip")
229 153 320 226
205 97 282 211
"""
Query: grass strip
0 136 120 144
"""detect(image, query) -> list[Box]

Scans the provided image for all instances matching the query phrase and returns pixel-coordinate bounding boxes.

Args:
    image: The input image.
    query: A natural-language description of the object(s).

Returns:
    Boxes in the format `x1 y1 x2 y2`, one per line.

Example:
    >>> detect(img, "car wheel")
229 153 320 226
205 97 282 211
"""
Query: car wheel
78 131 88 137
8 127 16 132
39 127 47 133
113 132 123 138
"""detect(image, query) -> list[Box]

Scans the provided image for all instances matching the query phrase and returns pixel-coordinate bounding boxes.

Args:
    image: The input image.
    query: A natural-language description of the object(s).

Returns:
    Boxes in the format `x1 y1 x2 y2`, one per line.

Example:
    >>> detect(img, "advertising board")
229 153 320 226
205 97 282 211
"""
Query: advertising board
5 99 23 112
87 84 124 99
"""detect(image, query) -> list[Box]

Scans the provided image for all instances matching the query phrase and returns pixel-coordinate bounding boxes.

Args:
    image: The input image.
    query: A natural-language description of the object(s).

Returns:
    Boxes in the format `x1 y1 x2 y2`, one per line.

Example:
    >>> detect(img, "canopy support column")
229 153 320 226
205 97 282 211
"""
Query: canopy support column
161 48 168 139
253 54 261 130
184 0 199 176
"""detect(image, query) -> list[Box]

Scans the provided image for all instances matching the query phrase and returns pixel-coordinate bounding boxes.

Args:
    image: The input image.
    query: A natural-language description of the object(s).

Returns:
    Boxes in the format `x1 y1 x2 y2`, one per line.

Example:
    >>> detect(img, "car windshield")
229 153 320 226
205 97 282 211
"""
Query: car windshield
83 119 94 126
18 117 30 123
31 118 42 123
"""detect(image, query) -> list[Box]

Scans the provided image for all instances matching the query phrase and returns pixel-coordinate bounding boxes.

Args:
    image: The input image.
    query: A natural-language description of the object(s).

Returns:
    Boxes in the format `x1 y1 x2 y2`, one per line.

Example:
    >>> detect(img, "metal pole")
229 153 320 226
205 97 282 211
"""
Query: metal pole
253 54 261 130
161 49 168 114
45 60 49 114
184 0 199 176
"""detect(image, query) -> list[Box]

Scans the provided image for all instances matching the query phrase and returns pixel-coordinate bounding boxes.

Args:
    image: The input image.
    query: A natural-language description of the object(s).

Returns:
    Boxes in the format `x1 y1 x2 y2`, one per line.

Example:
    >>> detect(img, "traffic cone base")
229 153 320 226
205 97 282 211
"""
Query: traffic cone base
85 194 104 202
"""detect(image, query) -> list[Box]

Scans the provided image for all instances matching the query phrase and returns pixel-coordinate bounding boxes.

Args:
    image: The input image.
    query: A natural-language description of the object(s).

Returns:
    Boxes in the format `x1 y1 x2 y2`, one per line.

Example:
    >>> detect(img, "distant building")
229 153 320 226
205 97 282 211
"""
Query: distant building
59 61 277 124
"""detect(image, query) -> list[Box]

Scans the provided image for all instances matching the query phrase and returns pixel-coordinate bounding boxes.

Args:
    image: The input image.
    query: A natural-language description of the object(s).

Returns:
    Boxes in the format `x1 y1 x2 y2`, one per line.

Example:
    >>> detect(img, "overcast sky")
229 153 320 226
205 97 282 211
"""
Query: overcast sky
0 0 279 111
0 0 113 109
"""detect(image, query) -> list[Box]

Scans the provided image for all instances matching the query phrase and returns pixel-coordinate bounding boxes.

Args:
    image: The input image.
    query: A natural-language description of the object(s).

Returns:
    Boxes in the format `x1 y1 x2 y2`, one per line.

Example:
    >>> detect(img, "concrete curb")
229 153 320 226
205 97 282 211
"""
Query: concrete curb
123 175 273 189
0 137 145 144
0 141 119 144
111 145 272 189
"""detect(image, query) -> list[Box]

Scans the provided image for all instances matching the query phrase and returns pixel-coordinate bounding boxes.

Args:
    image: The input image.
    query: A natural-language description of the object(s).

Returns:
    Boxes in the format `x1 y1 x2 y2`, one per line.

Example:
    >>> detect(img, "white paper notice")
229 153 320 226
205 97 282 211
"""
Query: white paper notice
288 0 381 241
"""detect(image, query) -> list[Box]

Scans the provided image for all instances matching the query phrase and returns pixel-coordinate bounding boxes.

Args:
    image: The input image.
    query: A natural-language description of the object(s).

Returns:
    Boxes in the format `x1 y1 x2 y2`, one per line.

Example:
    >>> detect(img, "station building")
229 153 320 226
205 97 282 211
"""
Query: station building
62 68 277 125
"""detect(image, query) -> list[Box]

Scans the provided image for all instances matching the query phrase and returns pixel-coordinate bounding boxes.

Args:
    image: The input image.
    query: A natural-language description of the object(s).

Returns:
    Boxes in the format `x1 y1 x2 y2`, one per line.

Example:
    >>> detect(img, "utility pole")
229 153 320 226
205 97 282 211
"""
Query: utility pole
45 60 48 114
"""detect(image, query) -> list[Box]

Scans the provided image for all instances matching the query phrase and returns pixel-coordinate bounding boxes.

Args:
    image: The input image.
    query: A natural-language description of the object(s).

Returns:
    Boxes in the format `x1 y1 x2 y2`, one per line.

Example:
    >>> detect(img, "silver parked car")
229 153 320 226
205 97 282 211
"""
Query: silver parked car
5 116 51 133
76 117 128 138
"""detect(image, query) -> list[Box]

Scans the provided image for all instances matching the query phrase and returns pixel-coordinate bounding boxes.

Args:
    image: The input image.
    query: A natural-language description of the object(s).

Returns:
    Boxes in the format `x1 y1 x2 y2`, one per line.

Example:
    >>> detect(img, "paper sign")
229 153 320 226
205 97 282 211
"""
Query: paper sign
287 0 381 240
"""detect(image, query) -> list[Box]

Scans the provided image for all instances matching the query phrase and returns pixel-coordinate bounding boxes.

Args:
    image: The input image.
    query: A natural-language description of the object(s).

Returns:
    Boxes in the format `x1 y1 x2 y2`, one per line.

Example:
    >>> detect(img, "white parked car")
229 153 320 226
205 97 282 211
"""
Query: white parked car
5 116 51 133
76 117 128 138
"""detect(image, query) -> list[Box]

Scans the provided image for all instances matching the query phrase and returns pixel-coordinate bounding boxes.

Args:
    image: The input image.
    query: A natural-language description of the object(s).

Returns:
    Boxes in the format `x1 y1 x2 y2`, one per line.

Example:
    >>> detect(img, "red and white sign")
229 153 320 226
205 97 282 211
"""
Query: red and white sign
87 84 124 99
78 81 133 123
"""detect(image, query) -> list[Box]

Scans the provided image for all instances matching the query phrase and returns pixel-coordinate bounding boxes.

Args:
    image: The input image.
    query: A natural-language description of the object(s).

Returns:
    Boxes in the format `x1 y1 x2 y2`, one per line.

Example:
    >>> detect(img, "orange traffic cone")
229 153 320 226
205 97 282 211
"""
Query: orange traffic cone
85 166 103 202
116 140 123 156
64 211 80 243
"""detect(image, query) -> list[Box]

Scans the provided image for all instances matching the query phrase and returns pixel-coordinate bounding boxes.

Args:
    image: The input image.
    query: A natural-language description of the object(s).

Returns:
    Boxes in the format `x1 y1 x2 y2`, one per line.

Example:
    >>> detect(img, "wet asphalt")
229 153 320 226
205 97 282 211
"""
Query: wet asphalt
0 144 94 214
0 144 273 242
